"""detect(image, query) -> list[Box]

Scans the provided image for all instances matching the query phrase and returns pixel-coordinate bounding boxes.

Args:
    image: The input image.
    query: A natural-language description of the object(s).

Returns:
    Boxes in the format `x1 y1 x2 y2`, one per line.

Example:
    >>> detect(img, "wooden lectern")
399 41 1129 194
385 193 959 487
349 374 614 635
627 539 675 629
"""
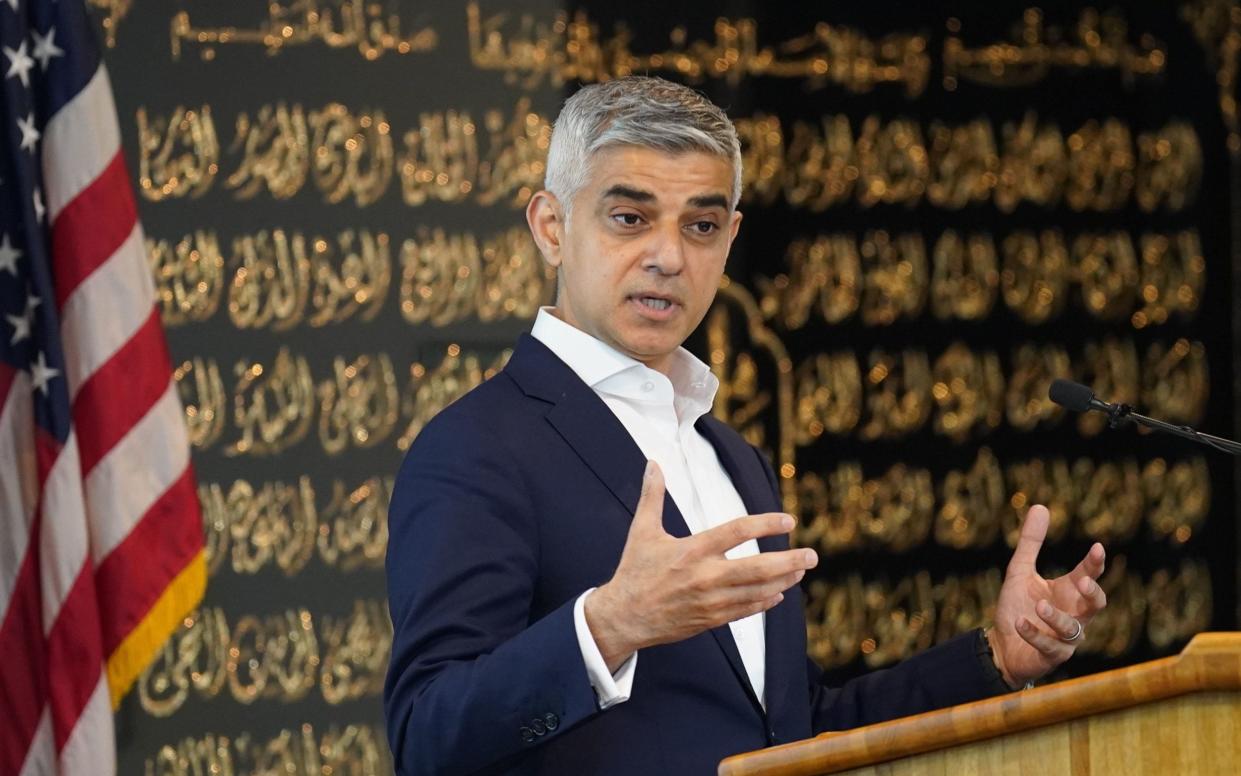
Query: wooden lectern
719 632 1241 776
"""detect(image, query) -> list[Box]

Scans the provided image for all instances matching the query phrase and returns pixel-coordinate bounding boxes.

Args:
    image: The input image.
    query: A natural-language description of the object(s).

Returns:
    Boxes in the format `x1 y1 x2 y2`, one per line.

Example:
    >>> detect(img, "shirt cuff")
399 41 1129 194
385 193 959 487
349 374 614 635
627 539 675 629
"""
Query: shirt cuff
573 588 637 709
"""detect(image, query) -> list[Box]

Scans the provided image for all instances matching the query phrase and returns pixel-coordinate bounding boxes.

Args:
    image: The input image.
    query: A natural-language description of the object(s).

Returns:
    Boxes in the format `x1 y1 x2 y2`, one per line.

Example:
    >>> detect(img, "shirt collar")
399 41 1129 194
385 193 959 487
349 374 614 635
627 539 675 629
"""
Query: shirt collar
530 307 719 416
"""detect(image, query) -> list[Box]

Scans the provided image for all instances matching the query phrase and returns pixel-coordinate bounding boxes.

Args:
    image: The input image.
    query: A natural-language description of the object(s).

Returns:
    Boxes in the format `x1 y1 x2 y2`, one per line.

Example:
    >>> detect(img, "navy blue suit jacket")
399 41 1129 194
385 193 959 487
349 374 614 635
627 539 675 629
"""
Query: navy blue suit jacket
385 334 1000 775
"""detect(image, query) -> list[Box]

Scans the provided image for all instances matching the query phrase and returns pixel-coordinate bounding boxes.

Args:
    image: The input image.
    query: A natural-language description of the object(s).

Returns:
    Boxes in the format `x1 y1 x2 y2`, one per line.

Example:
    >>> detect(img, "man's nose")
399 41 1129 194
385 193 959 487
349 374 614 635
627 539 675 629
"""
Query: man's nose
642 221 686 275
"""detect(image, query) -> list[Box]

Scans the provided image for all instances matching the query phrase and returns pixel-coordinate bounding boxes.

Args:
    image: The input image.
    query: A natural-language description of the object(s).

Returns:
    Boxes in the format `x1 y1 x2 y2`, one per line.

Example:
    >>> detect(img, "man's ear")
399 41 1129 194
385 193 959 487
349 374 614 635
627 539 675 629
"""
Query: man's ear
526 191 565 268
726 208 743 250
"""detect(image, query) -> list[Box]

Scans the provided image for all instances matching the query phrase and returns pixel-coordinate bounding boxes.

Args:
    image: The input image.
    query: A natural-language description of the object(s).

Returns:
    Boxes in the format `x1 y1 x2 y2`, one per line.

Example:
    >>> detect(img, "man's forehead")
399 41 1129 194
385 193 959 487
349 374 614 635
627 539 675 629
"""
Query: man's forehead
587 148 733 207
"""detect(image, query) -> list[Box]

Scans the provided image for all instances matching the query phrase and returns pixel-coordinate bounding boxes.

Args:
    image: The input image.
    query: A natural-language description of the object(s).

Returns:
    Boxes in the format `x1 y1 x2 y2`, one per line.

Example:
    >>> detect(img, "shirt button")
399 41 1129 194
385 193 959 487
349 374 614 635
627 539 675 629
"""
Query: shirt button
642 381 654 392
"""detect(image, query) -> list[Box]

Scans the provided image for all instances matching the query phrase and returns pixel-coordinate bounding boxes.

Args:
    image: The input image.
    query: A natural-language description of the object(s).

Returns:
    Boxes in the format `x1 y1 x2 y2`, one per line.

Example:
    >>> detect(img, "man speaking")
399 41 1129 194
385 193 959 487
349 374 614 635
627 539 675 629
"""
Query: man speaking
384 77 1108 775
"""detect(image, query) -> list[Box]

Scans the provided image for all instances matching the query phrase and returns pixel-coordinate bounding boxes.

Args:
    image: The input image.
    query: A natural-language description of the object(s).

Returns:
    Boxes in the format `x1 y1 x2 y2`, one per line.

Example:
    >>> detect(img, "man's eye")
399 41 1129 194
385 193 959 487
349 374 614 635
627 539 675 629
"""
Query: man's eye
612 213 642 226
690 221 718 235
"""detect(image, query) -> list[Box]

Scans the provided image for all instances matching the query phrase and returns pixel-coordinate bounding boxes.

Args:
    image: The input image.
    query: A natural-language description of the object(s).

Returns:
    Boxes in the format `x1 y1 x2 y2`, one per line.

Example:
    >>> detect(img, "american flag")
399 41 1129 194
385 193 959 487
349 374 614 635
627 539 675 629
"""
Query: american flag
0 2 205 774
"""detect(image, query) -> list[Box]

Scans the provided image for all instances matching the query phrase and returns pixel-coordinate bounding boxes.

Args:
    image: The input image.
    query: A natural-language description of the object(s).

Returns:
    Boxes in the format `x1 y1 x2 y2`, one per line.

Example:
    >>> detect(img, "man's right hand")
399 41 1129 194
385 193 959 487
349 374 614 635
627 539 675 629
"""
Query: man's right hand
584 460 818 672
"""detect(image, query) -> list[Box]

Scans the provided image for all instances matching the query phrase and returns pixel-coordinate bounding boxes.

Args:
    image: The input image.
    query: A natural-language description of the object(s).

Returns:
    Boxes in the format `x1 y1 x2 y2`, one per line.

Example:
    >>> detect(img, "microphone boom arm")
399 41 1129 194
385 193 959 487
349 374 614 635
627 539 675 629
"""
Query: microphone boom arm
1110 405 1241 456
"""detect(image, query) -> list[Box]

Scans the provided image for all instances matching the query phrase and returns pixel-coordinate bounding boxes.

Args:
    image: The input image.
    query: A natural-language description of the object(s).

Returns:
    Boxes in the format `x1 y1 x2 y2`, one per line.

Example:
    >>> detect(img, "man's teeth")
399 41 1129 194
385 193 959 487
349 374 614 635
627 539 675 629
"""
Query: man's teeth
640 297 671 310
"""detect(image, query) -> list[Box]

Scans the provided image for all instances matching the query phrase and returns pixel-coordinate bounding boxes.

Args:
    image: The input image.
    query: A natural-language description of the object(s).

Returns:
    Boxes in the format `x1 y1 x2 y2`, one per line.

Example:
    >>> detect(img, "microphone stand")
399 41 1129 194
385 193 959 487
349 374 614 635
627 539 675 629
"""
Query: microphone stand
1105 403 1241 456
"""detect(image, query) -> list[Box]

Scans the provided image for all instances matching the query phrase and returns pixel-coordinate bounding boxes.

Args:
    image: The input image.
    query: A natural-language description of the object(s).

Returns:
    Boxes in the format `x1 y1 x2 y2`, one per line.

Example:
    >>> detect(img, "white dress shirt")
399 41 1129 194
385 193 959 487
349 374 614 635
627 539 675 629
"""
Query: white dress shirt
531 307 767 710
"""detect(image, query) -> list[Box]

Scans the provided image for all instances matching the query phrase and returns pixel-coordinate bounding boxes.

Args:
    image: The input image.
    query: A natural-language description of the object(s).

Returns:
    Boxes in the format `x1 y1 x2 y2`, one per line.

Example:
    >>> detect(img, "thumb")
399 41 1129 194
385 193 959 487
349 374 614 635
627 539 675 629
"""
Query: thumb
631 460 668 537
1008 504 1049 575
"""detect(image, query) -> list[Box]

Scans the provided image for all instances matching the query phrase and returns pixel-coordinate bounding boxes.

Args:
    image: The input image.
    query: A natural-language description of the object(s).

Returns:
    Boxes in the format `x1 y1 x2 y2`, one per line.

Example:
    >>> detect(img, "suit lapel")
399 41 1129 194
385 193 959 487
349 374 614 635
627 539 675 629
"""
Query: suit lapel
505 335 781 718
506 334 695 538
696 416 796 720
693 417 781 550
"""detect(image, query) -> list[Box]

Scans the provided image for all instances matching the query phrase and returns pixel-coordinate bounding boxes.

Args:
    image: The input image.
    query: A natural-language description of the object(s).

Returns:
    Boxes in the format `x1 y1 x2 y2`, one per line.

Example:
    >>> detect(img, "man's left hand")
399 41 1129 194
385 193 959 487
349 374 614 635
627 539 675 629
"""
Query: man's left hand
989 504 1107 688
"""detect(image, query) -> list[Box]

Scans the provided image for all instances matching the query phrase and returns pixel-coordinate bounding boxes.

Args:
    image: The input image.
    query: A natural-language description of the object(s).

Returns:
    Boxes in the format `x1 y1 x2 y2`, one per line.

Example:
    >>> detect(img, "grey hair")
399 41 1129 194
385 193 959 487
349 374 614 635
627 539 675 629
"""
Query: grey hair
544 76 742 221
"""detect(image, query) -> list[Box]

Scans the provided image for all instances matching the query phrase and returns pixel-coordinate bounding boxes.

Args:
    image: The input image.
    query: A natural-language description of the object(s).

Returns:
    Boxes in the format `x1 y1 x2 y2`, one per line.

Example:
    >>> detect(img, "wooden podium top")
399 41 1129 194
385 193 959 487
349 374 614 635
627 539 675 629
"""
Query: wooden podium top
718 632 1241 776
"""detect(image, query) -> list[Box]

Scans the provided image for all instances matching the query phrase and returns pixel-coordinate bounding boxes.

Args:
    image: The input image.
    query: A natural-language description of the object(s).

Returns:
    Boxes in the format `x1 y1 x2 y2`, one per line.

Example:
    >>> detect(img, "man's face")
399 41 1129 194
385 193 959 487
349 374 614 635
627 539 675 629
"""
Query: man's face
528 145 742 374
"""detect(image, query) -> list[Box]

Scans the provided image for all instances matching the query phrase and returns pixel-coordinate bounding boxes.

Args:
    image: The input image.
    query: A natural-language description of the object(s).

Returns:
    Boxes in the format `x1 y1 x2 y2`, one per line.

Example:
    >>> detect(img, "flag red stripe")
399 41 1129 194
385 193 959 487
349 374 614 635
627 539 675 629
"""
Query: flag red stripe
95 467 200 655
44 561 104 752
72 308 171 476
34 428 62 509
49 152 137 311
0 511 47 776
0 363 15 411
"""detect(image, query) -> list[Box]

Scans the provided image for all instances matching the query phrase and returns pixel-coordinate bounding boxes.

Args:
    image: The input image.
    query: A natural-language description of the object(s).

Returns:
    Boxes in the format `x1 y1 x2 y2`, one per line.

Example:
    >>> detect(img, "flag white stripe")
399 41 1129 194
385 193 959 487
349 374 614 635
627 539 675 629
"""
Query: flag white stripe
36 432 88 633
0 375 38 626
87 381 190 563
58 225 153 399
57 675 115 776
42 66 121 223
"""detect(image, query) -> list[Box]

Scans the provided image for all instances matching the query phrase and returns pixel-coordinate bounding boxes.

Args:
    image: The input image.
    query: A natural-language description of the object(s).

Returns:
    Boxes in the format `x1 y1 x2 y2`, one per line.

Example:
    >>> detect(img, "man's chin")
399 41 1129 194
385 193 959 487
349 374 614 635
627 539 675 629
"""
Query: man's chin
619 340 681 368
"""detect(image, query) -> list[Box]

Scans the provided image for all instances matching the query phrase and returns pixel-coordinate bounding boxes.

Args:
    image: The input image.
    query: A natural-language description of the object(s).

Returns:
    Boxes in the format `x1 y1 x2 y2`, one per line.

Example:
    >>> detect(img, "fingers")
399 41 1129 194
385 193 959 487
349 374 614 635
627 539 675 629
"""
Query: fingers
721 547 818 586
1035 600 1081 641
1007 504 1049 575
716 567 808 608
697 550 815 619
697 512 798 555
1068 542 1107 585
727 593 785 623
1074 573 1107 618
1055 543 1106 624
714 588 790 627
630 461 668 538
1015 616 1074 662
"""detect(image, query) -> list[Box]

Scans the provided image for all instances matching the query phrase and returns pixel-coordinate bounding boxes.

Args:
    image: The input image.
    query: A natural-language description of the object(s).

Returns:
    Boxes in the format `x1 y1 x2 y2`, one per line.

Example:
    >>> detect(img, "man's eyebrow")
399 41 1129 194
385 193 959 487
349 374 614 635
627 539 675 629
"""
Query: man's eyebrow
600 186 730 210
688 194 730 210
601 185 655 202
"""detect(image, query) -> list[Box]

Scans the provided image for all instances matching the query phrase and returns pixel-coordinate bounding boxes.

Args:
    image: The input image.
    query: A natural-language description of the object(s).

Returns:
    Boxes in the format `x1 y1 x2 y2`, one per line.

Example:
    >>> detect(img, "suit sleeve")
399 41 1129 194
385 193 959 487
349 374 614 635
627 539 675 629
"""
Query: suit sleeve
748 446 1006 732
806 630 1002 731
384 409 600 775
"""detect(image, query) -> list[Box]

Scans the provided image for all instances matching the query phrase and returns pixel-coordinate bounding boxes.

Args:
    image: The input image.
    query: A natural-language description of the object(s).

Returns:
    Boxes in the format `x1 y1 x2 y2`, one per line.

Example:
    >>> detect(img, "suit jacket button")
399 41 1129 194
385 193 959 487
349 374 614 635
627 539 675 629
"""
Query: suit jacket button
531 719 547 736
520 726 535 743
544 713 559 731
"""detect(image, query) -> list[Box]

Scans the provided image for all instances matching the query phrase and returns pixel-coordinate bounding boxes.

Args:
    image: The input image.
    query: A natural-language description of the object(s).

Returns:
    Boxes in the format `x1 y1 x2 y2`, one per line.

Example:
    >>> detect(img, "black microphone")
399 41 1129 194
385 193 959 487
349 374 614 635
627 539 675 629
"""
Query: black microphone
1048 379 1241 456
1047 379 1110 414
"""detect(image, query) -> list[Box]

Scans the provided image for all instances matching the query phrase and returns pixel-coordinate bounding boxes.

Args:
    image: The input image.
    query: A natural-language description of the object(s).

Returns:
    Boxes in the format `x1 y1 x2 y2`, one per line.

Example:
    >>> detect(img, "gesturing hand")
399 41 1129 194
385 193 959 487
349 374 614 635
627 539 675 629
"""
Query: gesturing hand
989 504 1108 688
585 461 818 672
